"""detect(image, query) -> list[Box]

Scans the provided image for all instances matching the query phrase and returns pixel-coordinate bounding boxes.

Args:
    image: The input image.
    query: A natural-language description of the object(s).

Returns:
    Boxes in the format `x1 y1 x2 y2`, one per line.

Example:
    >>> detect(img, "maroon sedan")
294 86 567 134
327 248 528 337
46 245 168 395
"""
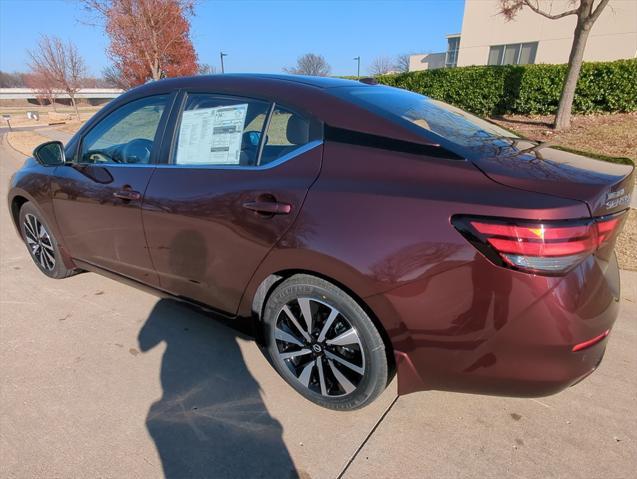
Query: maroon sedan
8 74 634 410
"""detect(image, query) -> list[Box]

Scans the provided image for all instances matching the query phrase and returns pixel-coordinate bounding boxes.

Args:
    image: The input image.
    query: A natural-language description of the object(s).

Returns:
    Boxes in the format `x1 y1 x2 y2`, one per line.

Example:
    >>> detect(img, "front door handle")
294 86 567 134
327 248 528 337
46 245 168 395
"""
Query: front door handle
113 190 141 201
243 200 292 215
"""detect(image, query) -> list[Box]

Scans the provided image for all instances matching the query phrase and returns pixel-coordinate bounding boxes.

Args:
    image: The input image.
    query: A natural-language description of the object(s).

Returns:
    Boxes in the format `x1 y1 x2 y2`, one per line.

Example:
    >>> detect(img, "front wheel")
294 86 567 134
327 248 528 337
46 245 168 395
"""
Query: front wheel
263 274 389 410
19 202 77 279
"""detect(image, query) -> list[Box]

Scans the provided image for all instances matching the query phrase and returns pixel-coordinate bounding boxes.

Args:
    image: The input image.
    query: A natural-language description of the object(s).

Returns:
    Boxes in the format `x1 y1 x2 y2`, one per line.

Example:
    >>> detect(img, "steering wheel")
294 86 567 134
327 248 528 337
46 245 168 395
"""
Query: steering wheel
121 138 153 164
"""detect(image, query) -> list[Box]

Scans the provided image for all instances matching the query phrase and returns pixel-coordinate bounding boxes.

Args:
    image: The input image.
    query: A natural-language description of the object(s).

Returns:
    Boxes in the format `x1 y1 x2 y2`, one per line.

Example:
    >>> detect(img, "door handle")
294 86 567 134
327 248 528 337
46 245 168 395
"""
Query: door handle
113 190 141 201
242 200 292 215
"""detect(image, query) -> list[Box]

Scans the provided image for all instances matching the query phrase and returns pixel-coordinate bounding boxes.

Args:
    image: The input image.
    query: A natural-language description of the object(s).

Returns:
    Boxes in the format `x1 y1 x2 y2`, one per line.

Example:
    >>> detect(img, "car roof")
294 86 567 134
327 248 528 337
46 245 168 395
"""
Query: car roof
209 73 362 89
130 73 364 93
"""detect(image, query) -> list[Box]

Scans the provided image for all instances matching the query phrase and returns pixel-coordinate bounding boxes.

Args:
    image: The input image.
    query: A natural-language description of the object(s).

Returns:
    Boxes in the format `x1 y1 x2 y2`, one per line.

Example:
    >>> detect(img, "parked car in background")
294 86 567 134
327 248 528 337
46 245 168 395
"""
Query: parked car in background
8 74 634 410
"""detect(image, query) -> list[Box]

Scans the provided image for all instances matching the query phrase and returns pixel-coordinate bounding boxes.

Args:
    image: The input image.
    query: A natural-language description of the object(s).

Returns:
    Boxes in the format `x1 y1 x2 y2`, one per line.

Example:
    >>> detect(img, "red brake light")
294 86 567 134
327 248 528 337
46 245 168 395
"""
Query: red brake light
452 213 626 275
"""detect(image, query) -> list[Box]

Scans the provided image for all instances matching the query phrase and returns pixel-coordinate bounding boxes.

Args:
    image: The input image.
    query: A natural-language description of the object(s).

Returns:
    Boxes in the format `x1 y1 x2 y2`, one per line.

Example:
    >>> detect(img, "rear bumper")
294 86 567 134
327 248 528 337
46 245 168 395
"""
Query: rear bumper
367 253 621 397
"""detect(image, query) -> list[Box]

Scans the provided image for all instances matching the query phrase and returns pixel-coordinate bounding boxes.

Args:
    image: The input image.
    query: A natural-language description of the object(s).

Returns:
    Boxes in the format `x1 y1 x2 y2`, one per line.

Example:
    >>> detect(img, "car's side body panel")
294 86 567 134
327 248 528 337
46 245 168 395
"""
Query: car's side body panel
142 143 323 314
238 141 590 317
51 164 160 285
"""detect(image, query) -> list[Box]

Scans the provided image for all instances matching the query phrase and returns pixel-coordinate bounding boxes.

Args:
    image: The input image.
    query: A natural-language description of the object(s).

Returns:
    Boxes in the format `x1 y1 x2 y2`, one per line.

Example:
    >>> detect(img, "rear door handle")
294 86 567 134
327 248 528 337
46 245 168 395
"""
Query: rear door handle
242 200 292 215
113 190 141 201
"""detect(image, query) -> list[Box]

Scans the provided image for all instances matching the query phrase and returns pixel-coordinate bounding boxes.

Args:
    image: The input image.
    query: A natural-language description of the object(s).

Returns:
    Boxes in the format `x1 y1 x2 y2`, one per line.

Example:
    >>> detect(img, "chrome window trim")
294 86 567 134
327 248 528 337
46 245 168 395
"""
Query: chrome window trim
66 137 322 170
155 140 323 171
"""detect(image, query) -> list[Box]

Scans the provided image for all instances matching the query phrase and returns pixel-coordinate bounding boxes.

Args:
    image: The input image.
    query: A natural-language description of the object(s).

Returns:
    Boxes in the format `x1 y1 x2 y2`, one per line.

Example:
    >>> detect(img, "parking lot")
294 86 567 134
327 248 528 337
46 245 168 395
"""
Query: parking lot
1 127 636 478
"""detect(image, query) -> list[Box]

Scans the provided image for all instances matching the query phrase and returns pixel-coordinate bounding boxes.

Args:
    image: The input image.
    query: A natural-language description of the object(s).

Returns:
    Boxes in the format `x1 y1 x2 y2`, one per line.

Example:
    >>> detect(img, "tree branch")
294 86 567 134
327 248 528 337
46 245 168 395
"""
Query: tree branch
589 0 611 23
522 0 578 20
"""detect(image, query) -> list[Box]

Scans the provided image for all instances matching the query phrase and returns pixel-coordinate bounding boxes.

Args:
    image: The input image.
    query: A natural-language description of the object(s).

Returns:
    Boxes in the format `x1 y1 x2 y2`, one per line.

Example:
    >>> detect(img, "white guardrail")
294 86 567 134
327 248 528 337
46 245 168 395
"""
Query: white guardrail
0 88 123 100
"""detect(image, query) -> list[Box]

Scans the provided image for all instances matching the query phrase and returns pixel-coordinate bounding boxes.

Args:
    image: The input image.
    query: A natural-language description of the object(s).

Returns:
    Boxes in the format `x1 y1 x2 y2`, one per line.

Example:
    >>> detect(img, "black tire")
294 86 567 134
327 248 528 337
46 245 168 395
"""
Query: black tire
19 202 77 279
263 274 388 410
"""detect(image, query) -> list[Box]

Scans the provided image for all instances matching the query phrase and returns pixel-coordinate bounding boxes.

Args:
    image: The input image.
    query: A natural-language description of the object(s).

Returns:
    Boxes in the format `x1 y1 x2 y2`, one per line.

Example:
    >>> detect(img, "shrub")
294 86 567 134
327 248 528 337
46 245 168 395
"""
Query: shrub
374 59 637 116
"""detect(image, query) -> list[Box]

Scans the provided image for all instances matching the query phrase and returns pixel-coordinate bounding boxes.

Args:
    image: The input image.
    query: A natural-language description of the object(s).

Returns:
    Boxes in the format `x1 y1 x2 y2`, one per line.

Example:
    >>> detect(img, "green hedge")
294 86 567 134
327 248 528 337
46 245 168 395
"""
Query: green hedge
374 59 637 116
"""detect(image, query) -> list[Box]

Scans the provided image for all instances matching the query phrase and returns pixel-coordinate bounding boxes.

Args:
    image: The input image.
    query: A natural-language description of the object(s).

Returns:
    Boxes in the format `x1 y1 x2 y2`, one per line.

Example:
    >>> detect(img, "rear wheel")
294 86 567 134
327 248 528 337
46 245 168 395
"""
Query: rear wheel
263 274 388 410
19 202 76 279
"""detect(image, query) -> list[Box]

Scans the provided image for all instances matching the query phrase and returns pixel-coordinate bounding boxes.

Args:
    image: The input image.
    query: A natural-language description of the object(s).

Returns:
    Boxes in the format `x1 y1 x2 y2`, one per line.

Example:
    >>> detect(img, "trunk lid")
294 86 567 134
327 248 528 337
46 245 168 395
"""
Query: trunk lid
469 140 634 217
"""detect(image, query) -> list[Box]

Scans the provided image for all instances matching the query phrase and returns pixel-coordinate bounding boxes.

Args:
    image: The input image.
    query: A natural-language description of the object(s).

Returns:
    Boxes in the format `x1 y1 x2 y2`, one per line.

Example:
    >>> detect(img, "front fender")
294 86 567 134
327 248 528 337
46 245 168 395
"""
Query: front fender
8 163 76 269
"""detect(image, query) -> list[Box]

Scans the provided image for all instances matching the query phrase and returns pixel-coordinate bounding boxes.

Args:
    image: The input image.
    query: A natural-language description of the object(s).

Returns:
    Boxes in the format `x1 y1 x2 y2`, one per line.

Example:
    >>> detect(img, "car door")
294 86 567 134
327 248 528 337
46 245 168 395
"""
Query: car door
142 93 323 314
51 94 173 285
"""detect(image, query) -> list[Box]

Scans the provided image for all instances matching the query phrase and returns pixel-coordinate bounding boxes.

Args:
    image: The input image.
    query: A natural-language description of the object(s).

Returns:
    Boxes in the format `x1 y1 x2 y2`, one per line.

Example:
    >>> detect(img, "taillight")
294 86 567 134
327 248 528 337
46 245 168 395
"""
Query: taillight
452 212 627 275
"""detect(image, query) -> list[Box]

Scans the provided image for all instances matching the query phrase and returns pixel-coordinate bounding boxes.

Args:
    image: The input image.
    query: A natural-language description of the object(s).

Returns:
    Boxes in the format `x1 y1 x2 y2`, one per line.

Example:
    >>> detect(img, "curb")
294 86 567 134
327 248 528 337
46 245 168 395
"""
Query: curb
3 131 29 158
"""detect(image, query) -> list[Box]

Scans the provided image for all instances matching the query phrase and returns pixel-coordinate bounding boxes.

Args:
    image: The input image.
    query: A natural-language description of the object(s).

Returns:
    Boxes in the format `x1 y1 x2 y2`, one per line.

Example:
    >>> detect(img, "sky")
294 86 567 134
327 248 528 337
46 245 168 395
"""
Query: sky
0 0 464 77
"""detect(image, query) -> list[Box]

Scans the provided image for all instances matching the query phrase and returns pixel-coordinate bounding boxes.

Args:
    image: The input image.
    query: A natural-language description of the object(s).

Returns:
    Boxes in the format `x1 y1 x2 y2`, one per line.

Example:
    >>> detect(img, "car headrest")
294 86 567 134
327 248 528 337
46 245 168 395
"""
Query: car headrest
242 130 261 148
286 115 310 145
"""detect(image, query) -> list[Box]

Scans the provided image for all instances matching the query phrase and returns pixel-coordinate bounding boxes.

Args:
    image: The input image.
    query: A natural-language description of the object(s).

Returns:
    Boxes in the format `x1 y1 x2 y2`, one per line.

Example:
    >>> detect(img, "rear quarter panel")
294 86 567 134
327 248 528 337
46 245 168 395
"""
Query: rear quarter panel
239 142 589 322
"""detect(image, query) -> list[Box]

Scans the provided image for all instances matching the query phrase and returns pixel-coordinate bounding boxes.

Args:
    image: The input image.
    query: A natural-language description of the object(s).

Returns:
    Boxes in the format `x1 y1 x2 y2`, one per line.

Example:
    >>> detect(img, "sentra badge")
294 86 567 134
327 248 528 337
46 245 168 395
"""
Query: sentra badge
605 188 631 209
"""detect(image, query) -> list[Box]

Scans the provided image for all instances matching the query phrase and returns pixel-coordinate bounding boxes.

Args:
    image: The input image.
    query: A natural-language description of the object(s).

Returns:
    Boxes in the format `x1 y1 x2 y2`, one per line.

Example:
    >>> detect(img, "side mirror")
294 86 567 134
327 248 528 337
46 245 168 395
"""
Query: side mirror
33 141 65 166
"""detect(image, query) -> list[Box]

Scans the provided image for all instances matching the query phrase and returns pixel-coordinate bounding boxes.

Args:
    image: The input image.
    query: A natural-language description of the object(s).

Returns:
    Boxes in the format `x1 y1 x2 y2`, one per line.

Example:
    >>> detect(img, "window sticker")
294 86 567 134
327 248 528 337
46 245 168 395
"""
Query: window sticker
175 103 248 165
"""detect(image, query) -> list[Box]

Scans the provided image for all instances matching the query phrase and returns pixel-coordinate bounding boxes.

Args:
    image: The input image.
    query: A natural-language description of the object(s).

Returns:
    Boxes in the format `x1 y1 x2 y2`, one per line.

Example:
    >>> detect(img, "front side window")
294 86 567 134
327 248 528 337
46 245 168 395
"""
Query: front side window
488 42 538 65
173 94 315 168
79 95 168 164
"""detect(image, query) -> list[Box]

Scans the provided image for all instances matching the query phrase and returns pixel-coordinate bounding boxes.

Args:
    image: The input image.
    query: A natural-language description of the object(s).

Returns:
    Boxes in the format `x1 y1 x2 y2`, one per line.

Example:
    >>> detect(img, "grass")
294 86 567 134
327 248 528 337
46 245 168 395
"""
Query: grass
55 121 87 135
0 105 101 128
245 110 293 145
6 130 51 157
489 112 637 165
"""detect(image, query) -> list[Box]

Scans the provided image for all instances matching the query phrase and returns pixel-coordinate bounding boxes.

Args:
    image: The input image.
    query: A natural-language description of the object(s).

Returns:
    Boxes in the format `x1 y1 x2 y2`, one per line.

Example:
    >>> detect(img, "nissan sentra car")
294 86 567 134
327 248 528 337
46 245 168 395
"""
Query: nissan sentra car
8 74 634 410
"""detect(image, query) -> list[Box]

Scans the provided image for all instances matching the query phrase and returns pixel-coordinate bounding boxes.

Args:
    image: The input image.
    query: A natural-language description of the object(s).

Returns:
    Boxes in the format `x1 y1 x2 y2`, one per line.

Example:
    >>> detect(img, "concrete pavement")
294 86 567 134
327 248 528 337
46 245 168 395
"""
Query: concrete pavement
1 131 636 478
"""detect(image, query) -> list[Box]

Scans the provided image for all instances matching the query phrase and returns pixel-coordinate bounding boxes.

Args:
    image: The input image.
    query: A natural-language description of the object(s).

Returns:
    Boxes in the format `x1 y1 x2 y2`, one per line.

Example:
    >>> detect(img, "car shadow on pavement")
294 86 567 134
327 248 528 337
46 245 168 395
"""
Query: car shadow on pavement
138 299 298 479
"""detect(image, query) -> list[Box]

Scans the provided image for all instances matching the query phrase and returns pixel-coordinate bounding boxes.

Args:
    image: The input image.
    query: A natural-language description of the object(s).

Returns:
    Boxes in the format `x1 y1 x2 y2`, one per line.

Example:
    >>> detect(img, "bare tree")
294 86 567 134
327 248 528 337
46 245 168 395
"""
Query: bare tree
369 56 394 76
394 54 411 73
197 63 216 75
28 36 86 119
102 64 134 89
500 0 611 130
0 71 28 87
25 71 58 110
80 76 114 88
284 53 331 76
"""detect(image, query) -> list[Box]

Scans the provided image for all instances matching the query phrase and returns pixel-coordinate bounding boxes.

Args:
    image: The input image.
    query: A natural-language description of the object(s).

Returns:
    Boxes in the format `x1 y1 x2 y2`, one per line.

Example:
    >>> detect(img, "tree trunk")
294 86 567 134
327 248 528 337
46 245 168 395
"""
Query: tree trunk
151 59 161 81
553 18 591 130
69 93 80 121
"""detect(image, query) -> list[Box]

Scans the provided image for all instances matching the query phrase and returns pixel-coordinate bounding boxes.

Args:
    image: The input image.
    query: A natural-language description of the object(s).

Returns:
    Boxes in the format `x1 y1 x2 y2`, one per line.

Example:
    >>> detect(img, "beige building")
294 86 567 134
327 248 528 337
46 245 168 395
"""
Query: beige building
410 0 637 71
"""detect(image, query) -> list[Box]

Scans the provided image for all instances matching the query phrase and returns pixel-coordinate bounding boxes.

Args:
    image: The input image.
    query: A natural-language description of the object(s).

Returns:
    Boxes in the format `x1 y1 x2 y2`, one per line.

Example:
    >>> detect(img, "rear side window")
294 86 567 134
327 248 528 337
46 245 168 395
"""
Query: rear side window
174 94 270 167
173 94 317 168
260 106 312 166
336 86 517 149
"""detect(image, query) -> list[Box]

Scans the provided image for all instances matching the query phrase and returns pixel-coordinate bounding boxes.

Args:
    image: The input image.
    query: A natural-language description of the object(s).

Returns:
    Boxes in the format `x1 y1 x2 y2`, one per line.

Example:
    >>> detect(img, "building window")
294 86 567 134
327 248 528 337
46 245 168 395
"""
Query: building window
446 36 460 68
488 42 538 65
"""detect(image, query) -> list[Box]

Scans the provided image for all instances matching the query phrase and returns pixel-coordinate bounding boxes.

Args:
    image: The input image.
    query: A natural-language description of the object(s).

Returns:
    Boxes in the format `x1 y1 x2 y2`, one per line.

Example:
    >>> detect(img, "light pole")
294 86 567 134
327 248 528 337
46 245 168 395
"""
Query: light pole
353 56 360 79
220 51 228 74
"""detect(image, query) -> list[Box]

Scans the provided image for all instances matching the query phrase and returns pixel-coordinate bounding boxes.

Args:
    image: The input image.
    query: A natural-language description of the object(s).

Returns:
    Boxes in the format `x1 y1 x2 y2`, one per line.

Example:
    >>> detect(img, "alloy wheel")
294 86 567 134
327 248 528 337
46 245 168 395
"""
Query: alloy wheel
23 214 56 271
274 297 365 397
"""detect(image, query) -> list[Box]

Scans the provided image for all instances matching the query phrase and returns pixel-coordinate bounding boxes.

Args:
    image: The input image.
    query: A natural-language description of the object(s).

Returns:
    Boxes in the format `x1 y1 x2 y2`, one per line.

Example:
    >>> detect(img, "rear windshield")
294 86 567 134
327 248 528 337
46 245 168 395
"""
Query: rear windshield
337 86 517 149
